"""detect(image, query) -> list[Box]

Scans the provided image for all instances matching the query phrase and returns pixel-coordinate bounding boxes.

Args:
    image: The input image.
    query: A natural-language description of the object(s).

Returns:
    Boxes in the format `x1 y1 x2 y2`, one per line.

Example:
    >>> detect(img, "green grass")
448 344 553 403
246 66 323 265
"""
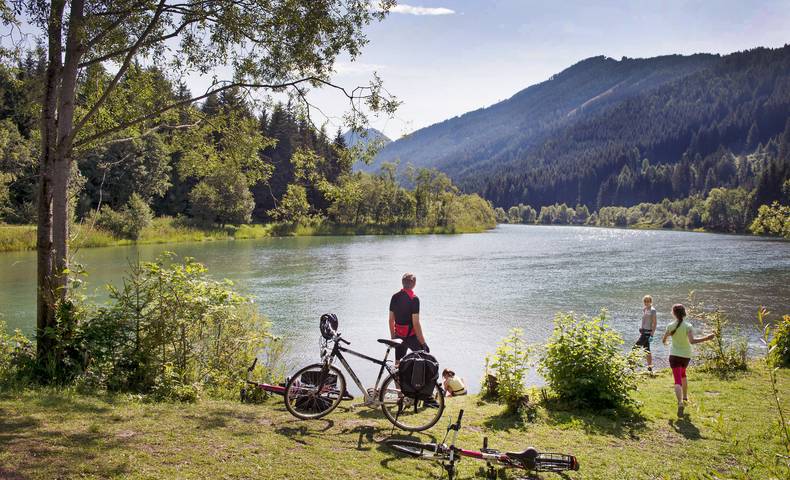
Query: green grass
0 219 490 252
0 364 787 479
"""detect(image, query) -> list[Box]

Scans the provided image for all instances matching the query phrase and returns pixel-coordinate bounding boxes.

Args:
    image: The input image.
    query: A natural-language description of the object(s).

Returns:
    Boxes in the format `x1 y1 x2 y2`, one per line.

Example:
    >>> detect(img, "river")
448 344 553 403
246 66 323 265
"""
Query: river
1 225 788 391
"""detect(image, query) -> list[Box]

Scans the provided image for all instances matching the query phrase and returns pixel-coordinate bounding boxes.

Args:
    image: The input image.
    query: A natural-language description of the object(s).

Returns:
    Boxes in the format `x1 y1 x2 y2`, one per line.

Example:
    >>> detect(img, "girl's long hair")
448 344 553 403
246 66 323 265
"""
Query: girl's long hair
670 304 686 335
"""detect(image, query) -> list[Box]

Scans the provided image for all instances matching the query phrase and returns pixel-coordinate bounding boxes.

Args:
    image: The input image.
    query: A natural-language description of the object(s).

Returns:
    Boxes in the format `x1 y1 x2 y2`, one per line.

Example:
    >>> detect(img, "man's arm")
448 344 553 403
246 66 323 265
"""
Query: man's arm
651 311 657 336
412 313 426 346
389 311 396 339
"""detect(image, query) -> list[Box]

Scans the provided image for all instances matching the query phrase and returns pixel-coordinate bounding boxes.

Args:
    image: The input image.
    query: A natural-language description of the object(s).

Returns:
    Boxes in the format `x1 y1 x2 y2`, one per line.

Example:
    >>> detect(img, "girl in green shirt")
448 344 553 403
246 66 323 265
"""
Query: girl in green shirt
662 304 715 417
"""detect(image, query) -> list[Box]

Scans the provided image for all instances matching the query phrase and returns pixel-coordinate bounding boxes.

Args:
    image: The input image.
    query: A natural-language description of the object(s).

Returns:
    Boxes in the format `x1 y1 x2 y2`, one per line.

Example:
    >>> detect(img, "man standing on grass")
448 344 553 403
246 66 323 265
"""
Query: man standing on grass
389 273 429 363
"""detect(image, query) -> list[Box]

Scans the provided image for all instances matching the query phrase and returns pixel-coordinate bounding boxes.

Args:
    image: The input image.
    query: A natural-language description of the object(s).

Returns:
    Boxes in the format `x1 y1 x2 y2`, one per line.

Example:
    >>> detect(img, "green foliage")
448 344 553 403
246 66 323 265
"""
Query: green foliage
702 187 752 232
268 184 313 224
539 310 641 409
94 192 153 240
483 328 532 412
0 319 36 387
189 170 255 226
750 202 790 238
768 314 790 368
688 295 748 375
80 254 273 400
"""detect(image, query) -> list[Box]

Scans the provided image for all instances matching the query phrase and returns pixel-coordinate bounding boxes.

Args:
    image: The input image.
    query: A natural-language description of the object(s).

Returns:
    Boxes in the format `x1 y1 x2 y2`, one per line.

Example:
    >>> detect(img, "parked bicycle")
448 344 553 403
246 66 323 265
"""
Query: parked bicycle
283 315 446 431
387 409 579 479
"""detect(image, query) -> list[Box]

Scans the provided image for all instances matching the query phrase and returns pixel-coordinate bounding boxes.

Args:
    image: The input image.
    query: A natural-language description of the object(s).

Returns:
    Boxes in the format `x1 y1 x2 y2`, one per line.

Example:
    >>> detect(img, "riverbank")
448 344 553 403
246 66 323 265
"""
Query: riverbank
0 364 787 479
0 218 492 253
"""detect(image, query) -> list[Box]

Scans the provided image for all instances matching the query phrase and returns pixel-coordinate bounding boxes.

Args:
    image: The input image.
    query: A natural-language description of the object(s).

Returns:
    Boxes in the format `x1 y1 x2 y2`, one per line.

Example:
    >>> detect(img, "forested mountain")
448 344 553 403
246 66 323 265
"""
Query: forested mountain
342 127 391 149
373 46 790 211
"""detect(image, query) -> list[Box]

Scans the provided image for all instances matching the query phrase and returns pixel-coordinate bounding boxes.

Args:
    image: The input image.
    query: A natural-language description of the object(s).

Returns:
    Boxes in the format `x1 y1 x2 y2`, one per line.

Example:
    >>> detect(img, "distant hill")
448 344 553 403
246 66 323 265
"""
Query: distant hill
371 46 790 209
342 128 391 149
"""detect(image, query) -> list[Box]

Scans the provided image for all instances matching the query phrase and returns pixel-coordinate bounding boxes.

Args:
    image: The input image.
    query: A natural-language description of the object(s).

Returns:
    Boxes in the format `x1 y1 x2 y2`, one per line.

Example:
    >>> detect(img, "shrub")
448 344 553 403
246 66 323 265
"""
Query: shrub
687 295 748 375
94 192 153 240
80 254 272 399
539 310 640 409
768 314 790 368
0 320 35 387
483 328 532 412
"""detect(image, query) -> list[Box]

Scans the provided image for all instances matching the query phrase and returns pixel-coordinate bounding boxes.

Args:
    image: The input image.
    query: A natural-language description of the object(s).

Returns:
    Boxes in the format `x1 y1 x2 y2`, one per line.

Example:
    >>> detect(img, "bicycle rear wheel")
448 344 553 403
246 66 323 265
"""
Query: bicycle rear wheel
284 363 346 420
535 452 579 472
379 374 445 432
386 440 448 460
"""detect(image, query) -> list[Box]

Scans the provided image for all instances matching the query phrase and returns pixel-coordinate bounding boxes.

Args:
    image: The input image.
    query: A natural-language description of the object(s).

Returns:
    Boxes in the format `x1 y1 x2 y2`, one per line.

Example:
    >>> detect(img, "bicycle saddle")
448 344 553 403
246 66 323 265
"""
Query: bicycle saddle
505 447 538 465
377 338 403 348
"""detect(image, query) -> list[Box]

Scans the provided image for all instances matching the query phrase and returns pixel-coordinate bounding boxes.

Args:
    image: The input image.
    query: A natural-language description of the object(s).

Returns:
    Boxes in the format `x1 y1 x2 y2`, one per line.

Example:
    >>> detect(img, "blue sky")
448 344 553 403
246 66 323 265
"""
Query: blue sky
4 1 789 139
304 0 790 139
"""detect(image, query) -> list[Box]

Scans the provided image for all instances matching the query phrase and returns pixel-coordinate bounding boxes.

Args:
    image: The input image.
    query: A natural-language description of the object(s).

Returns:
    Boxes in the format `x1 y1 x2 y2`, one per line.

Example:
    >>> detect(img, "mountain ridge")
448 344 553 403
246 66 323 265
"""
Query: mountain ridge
369 46 790 210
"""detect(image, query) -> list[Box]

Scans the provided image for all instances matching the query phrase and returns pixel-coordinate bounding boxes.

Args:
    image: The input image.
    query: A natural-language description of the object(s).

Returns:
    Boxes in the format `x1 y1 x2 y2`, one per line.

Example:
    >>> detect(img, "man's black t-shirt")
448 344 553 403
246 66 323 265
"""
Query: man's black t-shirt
389 290 419 337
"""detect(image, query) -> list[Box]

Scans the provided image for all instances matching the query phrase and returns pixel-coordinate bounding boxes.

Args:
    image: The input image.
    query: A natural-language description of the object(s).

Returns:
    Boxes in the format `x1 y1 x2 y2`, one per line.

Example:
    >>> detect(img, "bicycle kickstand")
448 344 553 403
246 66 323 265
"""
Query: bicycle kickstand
485 461 496 480
442 459 456 480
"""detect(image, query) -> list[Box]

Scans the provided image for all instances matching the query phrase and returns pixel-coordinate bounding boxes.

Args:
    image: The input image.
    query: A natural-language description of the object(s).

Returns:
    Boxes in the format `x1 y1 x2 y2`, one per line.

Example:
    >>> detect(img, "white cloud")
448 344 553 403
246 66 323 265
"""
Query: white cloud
334 62 388 75
390 4 455 16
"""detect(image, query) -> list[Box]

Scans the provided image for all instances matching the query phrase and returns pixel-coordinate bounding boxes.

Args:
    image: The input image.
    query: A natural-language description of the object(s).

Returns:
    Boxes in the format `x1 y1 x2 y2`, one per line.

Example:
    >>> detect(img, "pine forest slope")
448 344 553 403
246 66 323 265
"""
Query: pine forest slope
373 46 790 210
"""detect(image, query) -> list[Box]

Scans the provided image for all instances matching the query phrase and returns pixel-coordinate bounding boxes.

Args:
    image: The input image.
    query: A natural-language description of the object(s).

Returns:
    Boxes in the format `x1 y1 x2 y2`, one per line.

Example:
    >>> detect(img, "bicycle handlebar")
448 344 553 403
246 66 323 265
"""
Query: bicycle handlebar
456 409 464 426
248 357 258 372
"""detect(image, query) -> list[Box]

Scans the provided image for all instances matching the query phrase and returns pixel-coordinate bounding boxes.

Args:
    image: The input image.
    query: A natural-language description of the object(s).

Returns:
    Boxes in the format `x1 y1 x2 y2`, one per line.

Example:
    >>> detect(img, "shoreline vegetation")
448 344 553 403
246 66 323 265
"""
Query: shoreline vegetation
494 187 790 240
2 211 787 254
0 216 494 253
0 364 787 479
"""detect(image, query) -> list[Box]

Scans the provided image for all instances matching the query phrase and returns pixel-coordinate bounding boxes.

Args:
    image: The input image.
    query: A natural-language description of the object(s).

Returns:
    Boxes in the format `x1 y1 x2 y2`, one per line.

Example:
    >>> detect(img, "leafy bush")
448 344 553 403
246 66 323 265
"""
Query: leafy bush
80 254 272 400
483 328 532 412
539 310 641 409
687 295 748 375
768 314 790 368
94 192 153 239
0 320 35 387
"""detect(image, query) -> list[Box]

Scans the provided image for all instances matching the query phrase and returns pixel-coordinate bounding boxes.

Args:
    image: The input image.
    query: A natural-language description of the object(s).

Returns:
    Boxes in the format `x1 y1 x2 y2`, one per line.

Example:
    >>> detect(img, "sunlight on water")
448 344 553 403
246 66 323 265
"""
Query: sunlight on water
1 225 788 392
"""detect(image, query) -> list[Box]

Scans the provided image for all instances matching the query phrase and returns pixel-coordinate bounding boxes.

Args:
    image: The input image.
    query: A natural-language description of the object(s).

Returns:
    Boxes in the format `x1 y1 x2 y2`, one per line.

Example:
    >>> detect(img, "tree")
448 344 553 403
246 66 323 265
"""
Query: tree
702 188 752 232
268 184 311 224
189 170 255 226
2 0 397 370
507 206 520 224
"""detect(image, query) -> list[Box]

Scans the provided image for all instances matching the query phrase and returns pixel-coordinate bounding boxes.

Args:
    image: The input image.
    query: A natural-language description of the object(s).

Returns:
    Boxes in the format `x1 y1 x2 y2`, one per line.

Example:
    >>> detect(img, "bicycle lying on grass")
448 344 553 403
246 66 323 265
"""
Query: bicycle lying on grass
283 316 445 432
386 410 579 479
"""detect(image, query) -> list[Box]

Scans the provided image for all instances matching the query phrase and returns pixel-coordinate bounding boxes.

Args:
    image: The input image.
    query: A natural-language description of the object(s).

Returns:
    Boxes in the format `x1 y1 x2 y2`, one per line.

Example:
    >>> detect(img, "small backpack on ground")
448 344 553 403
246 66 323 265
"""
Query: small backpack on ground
398 351 440 400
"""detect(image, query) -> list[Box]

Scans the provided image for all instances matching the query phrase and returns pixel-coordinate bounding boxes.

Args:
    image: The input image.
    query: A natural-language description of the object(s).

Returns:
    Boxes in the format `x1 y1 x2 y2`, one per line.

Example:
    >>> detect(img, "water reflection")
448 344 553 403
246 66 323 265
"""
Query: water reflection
0 225 788 392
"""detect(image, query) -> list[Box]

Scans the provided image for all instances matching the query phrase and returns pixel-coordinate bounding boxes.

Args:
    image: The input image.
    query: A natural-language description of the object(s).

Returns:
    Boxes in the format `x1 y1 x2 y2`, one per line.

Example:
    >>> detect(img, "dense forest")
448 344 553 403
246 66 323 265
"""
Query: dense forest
373 45 790 233
0 48 494 237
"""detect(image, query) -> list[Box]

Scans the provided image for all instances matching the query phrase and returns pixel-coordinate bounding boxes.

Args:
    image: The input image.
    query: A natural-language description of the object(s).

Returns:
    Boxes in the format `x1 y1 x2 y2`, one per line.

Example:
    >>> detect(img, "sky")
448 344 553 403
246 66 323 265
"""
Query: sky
296 0 790 139
3 1 789 140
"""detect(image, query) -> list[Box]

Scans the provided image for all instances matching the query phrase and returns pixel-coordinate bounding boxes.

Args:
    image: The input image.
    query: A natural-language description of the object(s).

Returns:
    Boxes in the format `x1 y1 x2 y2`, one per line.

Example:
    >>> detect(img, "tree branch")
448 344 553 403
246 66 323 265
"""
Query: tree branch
80 13 197 68
72 0 168 139
74 76 354 148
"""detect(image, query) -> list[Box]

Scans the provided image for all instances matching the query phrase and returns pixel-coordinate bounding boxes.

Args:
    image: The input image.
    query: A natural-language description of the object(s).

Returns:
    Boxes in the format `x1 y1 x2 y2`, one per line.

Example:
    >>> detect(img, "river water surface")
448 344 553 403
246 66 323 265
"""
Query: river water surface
1 225 788 391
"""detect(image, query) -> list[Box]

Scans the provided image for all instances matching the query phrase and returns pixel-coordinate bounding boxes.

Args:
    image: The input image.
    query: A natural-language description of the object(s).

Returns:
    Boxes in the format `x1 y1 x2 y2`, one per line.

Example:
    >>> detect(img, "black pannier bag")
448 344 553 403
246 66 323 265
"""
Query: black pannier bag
398 351 440 400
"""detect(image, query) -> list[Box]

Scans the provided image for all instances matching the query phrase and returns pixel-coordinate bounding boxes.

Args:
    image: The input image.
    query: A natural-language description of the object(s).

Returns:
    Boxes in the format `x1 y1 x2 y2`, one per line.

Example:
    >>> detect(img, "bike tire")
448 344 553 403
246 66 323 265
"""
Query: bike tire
535 452 579 472
385 440 448 460
379 373 445 432
284 363 346 420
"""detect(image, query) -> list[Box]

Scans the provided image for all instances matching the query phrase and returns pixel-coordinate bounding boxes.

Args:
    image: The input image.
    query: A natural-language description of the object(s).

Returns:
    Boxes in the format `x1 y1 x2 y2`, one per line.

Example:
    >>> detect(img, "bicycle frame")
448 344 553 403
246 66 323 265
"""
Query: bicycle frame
323 336 396 405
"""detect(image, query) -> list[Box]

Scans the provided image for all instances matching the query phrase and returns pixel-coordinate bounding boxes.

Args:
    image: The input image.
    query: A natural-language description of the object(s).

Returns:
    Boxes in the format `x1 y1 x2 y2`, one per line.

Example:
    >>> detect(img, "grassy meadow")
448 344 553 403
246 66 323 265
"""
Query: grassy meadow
0 364 788 479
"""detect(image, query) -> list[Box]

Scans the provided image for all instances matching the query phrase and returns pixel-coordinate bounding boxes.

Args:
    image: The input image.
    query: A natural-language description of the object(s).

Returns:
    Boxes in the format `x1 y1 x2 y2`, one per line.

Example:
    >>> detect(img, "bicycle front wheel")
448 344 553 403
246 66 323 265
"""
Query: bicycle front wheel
284 363 346 420
379 374 445 431
386 440 448 460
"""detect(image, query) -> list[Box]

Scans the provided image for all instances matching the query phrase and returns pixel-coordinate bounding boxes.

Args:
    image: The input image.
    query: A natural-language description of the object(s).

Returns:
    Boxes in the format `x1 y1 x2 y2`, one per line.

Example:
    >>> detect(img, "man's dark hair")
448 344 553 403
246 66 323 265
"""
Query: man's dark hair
402 273 416 289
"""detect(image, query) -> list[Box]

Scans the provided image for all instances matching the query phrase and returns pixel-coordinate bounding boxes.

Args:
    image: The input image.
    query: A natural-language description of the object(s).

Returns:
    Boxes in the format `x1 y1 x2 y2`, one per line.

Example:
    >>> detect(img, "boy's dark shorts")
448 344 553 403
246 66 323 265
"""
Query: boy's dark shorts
635 330 652 351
